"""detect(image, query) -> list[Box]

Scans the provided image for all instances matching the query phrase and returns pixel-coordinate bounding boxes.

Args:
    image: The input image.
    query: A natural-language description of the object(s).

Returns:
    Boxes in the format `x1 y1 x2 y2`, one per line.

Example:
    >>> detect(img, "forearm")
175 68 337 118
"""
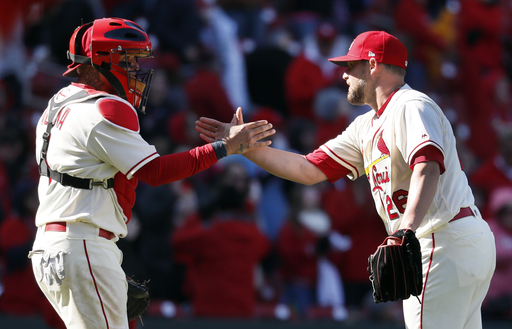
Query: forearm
243 147 327 185
134 144 217 186
400 161 440 232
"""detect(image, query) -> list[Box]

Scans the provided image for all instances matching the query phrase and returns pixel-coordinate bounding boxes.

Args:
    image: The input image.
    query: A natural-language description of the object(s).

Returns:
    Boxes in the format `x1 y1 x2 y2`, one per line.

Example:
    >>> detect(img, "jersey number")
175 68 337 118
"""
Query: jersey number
386 189 408 220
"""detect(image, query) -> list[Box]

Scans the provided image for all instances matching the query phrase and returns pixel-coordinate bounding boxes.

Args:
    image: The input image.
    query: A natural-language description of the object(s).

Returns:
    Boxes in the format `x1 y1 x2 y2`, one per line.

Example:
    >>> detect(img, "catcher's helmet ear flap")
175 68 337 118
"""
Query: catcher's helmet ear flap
63 22 93 78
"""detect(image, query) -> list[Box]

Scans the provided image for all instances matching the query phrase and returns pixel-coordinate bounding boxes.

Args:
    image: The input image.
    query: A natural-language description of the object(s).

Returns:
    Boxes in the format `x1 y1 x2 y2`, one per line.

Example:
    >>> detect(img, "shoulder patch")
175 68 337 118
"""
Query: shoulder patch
97 98 139 132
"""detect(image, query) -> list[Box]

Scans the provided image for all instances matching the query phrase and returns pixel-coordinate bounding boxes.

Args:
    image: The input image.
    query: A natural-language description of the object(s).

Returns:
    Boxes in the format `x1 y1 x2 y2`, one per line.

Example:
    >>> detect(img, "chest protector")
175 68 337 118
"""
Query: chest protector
38 90 114 189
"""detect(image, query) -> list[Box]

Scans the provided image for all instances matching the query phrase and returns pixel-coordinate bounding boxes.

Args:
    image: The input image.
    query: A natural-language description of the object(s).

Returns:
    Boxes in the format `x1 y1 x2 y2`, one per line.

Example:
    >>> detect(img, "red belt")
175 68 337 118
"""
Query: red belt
45 222 115 240
449 207 475 223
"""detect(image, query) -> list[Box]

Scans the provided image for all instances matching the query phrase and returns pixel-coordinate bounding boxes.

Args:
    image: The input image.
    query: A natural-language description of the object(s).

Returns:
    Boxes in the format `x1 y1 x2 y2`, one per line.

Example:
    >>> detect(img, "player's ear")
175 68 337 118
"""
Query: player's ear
368 58 377 73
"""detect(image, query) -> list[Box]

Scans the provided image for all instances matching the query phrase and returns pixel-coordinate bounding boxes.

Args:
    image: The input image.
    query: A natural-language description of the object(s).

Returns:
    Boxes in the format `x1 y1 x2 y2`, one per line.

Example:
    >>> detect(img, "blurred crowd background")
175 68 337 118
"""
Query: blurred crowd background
1 0 512 328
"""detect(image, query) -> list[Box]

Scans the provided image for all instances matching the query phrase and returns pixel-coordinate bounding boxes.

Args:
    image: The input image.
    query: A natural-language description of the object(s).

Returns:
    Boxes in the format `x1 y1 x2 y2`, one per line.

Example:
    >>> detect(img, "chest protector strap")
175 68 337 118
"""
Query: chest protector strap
38 90 114 190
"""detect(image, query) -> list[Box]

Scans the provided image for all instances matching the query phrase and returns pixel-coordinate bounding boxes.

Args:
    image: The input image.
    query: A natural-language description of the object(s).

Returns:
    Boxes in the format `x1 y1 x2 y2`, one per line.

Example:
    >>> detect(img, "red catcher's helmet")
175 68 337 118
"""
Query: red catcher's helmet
64 18 154 113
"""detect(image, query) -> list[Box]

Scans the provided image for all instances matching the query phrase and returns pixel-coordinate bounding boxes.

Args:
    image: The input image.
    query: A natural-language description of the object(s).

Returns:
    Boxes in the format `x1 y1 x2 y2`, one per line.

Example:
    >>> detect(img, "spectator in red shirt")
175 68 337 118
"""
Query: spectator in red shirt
470 129 512 218
393 0 448 64
284 21 347 120
184 45 236 123
276 202 319 316
320 177 388 310
455 0 507 160
457 0 504 74
171 161 270 318
465 69 512 161
277 183 348 318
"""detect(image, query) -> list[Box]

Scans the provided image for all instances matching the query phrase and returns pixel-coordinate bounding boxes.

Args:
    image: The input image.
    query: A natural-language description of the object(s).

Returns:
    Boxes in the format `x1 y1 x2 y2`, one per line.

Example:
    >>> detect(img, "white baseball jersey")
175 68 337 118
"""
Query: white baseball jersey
34 83 158 237
314 84 474 237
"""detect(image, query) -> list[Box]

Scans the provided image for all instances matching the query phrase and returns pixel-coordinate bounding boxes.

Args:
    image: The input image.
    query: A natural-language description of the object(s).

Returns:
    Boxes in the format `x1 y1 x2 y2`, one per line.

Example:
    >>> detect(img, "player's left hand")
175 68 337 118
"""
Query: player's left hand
368 229 423 303
195 107 245 142
196 107 275 155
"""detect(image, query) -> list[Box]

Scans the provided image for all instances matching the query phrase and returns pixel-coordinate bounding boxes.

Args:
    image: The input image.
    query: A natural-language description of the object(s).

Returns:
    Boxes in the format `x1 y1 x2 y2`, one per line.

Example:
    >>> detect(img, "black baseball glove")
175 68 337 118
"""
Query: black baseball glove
367 229 423 303
127 276 150 322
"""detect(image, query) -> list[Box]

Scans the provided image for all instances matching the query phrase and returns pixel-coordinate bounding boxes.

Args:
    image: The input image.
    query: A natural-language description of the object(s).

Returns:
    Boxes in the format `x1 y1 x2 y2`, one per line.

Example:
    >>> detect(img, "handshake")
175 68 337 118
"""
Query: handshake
196 107 275 156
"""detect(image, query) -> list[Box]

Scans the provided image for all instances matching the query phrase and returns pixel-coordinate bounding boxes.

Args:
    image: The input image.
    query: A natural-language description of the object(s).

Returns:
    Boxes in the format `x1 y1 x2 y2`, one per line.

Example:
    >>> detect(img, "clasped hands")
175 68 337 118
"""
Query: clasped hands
195 107 275 155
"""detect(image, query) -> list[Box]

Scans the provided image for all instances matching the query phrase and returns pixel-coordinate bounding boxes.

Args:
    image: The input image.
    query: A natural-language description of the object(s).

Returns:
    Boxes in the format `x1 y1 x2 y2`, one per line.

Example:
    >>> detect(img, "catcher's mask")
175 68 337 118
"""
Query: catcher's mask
63 18 154 113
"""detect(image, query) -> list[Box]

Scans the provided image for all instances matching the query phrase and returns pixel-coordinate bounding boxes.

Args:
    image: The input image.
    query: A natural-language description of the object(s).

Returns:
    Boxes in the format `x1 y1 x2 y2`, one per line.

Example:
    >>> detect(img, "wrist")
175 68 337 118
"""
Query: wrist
399 216 418 232
211 141 228 160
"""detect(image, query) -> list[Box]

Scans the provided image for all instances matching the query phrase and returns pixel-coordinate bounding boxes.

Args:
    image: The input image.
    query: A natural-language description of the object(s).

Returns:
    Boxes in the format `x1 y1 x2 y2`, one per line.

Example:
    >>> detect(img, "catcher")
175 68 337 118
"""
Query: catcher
196 31 496 329
28 17 274 329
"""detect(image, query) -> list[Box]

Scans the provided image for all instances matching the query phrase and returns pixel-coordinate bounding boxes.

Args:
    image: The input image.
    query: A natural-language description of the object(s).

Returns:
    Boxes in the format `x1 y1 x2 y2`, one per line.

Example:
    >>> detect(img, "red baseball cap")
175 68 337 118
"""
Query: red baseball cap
329 31 408 69
63 25 93 77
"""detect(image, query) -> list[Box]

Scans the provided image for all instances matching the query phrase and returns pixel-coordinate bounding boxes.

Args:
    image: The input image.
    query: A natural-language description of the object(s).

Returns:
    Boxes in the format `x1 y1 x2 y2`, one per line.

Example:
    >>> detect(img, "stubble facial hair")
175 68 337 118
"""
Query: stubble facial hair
347 75 367 106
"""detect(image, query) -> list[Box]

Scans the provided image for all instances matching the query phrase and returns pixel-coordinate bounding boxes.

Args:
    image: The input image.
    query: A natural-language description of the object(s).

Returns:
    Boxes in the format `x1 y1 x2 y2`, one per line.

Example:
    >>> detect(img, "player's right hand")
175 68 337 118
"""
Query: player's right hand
195 108 275 155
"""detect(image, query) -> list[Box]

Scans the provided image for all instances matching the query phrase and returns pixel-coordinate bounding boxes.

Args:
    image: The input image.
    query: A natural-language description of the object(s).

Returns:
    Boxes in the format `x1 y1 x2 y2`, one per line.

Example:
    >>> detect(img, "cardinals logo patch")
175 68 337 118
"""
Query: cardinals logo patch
377 133 390 156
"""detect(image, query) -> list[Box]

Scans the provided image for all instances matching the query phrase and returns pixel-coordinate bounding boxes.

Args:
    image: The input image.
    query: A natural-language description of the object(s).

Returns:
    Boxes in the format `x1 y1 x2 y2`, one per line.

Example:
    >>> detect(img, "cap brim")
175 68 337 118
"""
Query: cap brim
62 63 81 77
328 54 363 66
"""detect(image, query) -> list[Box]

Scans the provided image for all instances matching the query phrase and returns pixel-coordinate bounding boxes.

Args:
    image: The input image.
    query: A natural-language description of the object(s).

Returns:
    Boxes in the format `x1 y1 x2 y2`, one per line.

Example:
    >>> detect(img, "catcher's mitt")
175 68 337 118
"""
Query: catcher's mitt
127 276 150 322
367 229 423 303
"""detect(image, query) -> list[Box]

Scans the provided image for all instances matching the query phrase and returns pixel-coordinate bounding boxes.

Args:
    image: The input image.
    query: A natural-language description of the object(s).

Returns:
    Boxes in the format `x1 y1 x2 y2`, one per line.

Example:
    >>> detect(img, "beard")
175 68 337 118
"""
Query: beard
347 78 367 106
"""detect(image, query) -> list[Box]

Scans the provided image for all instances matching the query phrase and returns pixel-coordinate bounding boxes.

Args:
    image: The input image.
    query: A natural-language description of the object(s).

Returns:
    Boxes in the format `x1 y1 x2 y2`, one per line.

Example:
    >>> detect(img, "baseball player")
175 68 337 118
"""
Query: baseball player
196 31 496 329
28 17 274 329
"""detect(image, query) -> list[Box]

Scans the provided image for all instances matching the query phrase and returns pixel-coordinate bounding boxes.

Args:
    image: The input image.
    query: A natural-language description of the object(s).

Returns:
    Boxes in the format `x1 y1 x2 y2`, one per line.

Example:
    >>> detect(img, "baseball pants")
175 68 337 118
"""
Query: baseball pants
403 206 496 329
30 222 129 329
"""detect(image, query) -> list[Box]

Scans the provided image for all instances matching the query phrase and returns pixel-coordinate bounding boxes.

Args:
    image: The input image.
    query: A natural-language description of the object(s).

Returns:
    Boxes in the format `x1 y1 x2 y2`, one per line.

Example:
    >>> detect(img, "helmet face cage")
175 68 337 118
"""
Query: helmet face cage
109 48 154 113
88 18 155 113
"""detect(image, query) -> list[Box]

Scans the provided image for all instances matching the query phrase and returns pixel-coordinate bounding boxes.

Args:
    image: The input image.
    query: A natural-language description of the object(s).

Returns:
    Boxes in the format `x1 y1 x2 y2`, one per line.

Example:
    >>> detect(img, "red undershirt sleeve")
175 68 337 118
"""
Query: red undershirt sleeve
133 143 218 186
306 149 352 183
409 145 445 174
